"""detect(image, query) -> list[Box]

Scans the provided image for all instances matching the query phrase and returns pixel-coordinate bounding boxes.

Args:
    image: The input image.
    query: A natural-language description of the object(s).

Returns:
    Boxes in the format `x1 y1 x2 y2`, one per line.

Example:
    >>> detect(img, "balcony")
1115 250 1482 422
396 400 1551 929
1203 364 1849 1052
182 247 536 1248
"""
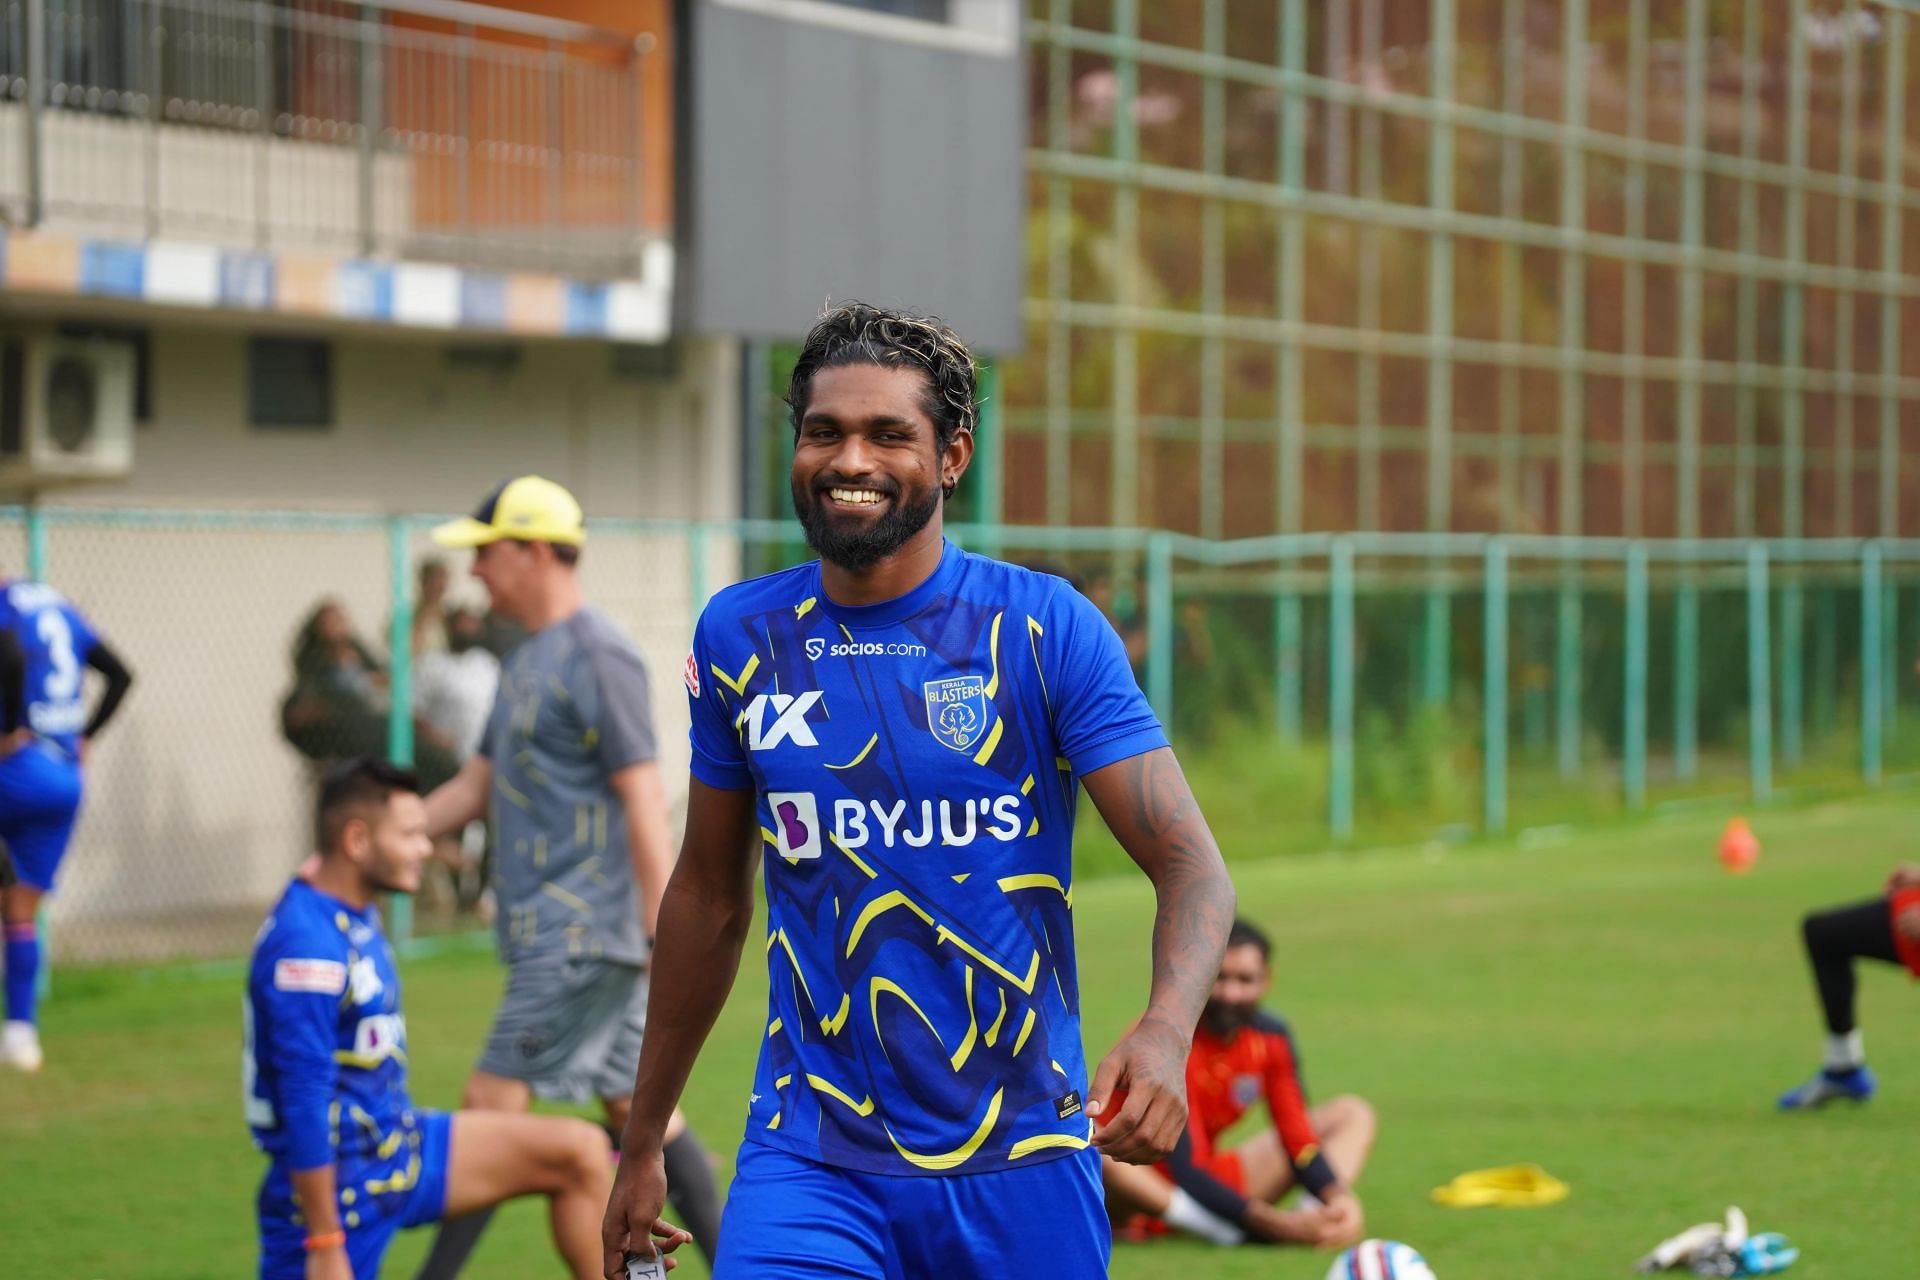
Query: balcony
0 0 664 282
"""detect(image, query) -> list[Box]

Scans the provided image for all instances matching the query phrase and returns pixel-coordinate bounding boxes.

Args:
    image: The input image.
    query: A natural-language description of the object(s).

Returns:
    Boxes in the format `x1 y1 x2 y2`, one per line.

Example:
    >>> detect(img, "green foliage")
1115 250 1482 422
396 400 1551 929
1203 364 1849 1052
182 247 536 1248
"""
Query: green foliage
1354 705 1470 825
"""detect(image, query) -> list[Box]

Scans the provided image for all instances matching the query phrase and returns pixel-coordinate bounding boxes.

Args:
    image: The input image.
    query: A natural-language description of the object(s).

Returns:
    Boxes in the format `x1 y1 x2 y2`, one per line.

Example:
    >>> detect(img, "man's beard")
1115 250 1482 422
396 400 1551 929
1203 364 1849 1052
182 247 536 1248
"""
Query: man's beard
1201 999 1253 1037
792 475 941 572
366 866 413 895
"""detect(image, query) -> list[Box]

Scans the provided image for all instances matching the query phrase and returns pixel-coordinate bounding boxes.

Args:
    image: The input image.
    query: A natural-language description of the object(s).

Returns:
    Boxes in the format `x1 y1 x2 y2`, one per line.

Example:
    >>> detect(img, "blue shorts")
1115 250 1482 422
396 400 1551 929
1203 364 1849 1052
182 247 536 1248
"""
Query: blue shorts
713 1140 1110 1279
0 743 83 893
258 1109 453 1280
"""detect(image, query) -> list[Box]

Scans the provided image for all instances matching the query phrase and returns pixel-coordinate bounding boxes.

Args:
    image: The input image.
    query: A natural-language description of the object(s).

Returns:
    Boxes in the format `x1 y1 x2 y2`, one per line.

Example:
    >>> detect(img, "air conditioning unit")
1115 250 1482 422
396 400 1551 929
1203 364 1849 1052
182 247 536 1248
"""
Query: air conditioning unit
0 334 136 491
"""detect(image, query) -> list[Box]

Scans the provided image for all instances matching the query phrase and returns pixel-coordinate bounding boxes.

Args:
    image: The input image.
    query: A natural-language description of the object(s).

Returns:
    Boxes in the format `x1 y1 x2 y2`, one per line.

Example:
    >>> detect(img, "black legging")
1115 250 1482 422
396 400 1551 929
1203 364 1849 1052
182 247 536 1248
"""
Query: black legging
1802 899 1902 1036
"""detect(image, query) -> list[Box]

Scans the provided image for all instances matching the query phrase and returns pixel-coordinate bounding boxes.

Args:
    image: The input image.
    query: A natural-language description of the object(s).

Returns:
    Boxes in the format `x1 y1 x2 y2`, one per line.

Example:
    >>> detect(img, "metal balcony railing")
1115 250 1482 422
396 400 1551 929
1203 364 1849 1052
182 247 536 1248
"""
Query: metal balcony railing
0 0 661 280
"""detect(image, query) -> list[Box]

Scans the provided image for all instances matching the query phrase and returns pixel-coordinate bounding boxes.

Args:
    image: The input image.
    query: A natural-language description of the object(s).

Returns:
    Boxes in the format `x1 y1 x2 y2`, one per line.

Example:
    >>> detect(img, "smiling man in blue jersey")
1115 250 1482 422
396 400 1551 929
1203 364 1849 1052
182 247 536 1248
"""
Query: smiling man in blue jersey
246 759 690 1279
600 303 1238 1278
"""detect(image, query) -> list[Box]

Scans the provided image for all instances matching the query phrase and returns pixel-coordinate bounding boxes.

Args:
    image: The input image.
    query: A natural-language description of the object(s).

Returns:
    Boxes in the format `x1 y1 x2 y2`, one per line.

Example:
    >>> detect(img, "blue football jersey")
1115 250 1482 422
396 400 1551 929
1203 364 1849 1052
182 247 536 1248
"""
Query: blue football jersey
245 880 415 1173
688 540 1167 1175
0 580 99 759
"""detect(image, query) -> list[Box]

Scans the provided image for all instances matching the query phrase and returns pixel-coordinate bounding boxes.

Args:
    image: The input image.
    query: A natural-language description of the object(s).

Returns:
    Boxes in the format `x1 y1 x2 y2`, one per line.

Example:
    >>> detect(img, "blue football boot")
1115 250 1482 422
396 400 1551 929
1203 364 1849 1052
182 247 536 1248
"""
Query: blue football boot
1776 1064 1875 1110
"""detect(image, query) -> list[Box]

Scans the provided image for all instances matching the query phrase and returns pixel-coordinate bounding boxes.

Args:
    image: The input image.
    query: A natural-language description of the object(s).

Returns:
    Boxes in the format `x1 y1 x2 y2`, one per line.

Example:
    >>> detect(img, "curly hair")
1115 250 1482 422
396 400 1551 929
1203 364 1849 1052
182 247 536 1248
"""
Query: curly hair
785 302 979 450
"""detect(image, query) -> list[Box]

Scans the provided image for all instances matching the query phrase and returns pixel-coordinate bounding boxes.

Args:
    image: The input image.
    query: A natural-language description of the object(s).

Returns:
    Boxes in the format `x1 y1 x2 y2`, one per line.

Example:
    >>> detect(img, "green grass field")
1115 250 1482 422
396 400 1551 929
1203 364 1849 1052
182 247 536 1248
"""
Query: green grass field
7 791 1919 1278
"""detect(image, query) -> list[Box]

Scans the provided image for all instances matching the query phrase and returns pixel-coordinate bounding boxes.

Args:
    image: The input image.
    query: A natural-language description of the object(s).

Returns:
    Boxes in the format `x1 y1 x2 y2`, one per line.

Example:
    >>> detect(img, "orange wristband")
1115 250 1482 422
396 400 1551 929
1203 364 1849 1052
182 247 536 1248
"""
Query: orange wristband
303 1230 346 1252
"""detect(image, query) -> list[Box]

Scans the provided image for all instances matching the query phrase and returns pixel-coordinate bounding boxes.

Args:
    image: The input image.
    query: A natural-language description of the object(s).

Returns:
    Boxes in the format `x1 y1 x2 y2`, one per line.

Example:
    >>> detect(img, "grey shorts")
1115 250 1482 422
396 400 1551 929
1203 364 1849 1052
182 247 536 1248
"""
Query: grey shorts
476 958 648 1104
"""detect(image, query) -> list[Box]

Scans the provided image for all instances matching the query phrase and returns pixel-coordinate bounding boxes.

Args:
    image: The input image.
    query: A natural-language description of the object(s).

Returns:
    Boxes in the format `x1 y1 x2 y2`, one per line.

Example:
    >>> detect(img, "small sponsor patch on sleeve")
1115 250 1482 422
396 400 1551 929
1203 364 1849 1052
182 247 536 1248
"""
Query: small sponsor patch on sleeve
274 958 348 995
683 651 701 699
1054 1090 1083 1120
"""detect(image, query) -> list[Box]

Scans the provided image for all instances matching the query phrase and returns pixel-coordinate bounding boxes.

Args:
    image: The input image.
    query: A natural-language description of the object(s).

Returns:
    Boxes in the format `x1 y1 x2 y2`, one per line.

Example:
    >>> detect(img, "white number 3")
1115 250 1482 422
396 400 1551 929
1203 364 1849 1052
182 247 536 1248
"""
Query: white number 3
36 609 79 702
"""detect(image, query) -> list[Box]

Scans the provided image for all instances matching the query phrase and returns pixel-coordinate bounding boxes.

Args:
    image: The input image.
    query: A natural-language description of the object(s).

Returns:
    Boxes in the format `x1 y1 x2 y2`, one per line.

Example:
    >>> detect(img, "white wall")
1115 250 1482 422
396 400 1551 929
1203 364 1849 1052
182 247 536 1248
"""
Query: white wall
18 321 741 961
58 325 738 520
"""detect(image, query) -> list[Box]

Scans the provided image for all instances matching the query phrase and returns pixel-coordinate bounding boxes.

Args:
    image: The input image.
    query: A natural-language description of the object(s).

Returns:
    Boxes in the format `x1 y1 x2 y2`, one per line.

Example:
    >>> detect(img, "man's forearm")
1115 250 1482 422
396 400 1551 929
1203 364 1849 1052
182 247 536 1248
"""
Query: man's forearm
288 1163 343 1236
617 771 675 936
621 869 755 1147
622 794 675 936
1132 753 1236 1032
81 642 133 740
627 830 671 937
424 758 488 838
1145 872 1236 1034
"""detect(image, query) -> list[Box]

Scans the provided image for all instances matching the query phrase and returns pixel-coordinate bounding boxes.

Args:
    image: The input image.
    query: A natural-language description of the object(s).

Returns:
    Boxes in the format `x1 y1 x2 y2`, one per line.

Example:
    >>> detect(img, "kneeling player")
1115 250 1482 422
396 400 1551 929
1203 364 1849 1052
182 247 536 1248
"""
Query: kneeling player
246 759 690 1278
1776 864 1920 1109
1102 918 1376 1248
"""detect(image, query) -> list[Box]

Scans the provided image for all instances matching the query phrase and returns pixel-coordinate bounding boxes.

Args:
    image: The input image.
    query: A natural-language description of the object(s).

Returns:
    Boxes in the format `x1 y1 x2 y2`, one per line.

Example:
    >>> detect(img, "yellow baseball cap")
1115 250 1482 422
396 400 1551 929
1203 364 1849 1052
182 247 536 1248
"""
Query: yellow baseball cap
432 475 587 548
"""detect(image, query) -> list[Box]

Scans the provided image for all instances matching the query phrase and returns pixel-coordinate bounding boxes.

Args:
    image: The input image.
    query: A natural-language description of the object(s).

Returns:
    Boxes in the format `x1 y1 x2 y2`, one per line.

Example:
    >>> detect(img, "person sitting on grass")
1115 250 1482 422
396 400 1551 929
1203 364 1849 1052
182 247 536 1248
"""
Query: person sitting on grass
244 758 690 1278
1101 917 1376 1249
1777 863 1920 1109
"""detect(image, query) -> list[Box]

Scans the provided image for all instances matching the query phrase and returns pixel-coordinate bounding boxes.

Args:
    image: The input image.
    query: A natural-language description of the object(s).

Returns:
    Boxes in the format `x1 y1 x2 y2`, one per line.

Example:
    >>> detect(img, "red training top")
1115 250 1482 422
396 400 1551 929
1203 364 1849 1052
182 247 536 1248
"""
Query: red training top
1185 1010 1334 1198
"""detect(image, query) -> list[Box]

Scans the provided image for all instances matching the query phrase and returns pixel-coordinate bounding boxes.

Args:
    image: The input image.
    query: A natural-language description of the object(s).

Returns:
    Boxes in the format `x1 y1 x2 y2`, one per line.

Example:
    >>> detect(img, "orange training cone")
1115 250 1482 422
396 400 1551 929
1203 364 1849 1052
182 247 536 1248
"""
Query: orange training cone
1719 817 1760 874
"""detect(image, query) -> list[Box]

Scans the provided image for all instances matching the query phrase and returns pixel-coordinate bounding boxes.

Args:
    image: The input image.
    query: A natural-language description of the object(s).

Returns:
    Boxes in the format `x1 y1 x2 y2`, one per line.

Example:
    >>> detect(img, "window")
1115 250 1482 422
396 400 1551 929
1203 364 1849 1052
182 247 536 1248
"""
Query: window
709 0 1016 57
249 338 332 429
820 0 949 19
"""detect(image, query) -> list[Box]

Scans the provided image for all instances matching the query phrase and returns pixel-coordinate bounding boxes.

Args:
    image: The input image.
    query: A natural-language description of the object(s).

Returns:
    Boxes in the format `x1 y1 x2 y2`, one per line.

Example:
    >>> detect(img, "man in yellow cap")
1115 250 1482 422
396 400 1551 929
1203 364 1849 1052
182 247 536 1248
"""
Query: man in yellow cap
412 476 723 1278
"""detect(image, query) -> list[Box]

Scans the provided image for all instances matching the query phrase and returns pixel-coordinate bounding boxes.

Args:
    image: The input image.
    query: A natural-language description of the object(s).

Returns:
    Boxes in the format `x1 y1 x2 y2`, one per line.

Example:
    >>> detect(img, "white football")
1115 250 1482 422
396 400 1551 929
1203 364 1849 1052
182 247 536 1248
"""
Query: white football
1325 1239 1437 1280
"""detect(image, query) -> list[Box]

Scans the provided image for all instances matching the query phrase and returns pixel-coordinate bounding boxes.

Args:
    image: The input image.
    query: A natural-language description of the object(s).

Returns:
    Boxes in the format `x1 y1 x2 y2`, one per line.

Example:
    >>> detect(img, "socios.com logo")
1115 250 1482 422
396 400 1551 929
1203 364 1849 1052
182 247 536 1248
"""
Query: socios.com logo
803 638 927 661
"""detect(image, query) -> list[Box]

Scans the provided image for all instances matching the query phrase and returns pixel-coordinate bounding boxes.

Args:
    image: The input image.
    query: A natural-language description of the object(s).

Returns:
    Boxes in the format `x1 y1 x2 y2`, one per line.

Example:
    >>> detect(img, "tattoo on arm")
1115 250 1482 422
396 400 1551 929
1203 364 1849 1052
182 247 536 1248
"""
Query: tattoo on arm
1098 749 1236 1038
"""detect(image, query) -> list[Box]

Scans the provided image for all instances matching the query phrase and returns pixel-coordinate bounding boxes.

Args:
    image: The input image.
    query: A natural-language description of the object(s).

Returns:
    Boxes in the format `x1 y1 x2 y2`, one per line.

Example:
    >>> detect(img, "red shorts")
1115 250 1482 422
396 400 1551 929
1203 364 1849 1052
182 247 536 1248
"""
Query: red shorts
1893 888 1920 977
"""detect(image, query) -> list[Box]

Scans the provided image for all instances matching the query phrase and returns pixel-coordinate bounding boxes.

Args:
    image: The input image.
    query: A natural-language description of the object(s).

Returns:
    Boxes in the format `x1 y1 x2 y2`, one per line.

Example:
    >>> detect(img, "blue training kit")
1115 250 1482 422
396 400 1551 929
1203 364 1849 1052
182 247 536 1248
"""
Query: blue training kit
246 880 449 1278
687 541 1166 1273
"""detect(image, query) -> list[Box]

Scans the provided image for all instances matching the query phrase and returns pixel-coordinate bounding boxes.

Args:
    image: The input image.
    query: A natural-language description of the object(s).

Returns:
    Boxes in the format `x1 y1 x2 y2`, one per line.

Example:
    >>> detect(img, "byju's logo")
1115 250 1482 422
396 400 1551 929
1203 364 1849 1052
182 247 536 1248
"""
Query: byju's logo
924 677 988 752
767 792 821 861
745 692 823 750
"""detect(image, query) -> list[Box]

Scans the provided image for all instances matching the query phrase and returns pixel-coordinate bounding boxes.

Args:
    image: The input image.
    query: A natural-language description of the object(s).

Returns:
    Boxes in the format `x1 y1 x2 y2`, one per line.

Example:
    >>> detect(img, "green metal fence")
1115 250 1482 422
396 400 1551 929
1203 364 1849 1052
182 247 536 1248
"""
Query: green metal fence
6 502 1916 963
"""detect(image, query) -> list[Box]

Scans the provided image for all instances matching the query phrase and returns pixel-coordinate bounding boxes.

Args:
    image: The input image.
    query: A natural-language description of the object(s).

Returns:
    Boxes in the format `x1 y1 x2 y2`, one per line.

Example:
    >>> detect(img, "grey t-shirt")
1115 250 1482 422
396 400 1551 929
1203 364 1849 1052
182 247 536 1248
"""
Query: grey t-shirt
480 607 657 968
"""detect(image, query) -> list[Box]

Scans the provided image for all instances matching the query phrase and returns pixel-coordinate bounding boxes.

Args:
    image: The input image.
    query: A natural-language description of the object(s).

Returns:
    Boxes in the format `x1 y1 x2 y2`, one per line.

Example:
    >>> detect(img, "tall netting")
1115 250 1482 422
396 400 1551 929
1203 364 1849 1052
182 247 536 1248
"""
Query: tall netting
0 511 711 964
13 512 389 962
6 502 1915 965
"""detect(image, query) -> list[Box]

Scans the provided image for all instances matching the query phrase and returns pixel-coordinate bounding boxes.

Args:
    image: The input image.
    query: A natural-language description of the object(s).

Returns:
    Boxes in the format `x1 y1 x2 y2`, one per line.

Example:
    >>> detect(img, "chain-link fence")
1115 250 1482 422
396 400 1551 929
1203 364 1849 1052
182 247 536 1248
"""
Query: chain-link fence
5 503 1917 964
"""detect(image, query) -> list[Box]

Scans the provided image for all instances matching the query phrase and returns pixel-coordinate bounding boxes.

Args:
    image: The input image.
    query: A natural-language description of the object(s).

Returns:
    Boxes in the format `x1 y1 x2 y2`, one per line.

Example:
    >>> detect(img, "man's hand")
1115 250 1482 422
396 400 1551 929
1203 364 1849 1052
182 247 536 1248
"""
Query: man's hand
1885 863 1920 896
1078 749 1234 1161
1243 1201 1334 1246
304 1244 353 1280
601 1145 693 1277
1087 1014 1189 1164
1315 1188 1365 1250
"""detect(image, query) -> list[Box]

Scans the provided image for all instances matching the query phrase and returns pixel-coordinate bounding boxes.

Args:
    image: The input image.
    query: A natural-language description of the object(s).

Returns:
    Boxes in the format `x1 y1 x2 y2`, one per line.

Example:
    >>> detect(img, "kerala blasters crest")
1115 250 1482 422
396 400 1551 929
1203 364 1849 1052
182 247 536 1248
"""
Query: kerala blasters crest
923 675 988 752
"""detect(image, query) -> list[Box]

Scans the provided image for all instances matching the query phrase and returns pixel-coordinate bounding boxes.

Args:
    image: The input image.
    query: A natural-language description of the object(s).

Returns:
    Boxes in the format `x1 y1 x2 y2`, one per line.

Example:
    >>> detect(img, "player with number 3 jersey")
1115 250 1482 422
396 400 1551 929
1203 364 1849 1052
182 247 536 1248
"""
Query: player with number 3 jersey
0 577 132 1072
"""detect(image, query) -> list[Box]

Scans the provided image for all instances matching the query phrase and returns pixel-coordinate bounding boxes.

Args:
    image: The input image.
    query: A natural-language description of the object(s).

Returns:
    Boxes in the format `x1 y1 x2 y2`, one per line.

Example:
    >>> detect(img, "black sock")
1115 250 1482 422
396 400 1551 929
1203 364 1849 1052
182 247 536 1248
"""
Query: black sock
414 1207 496 1280
662 1128 723 1264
